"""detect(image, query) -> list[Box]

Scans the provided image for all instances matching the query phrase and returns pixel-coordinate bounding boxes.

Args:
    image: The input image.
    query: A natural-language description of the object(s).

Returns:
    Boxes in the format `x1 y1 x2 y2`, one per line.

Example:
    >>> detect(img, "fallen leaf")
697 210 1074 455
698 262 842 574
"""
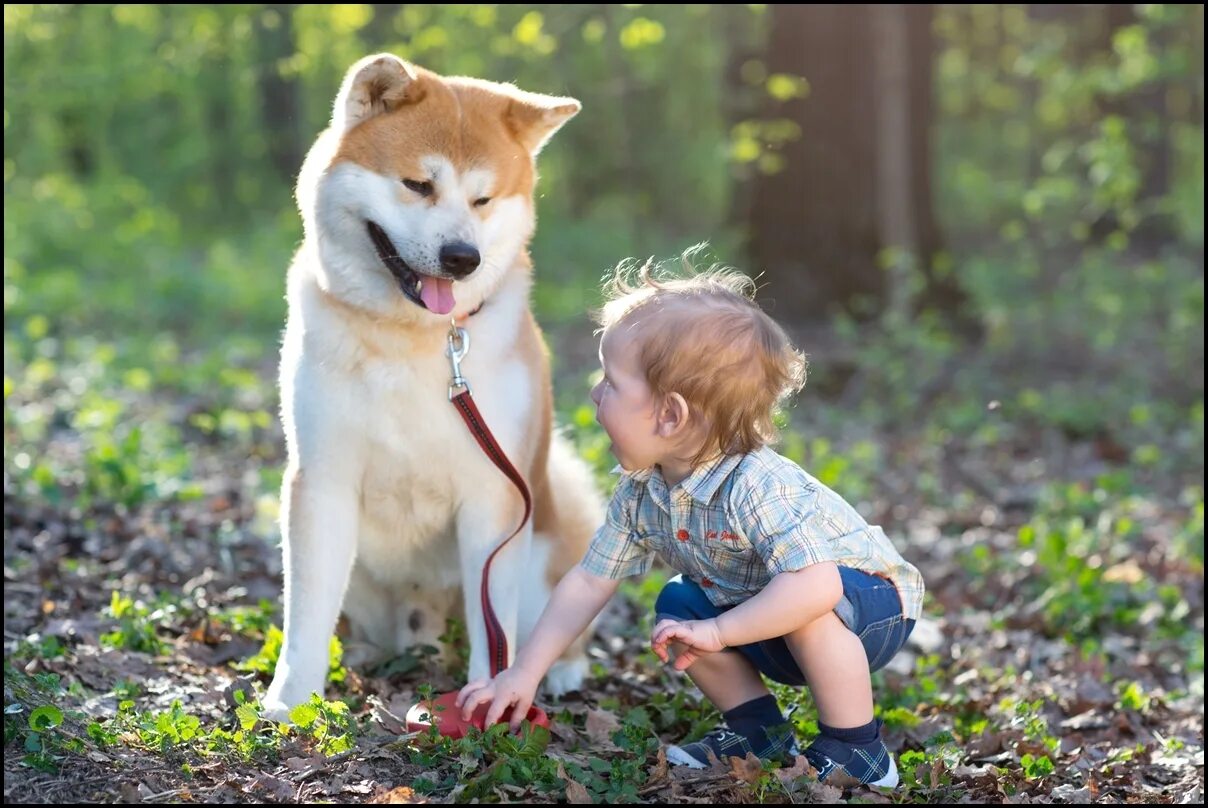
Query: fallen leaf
798 780 845 803
584 708 621 746
647 746 669 784
369 786 428 804
728 751 763 784
823 769 865 790
247 774 294 802
565 779 593 804
558 762 594 804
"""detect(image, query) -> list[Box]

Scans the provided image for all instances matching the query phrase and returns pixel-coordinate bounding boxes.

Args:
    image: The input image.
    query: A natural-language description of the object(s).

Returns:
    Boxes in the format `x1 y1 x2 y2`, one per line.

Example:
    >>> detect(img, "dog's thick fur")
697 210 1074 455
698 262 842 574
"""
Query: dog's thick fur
262 54 602 718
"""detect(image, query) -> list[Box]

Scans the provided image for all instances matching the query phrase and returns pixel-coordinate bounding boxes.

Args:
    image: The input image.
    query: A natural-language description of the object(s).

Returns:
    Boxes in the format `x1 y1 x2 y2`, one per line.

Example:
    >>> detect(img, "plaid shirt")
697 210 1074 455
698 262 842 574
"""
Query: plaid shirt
580 447 925 620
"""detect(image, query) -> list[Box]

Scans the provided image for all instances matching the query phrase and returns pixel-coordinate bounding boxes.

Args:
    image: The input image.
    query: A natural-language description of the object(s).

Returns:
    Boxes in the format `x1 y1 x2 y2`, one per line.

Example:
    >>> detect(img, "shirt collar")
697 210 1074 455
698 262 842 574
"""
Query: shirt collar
612 452 745 507
677 452 746 505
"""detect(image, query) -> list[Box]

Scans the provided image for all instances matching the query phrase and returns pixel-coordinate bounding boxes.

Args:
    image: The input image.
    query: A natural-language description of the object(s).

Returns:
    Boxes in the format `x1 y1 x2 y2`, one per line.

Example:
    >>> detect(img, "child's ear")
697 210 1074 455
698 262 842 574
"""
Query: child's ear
656 393 691 438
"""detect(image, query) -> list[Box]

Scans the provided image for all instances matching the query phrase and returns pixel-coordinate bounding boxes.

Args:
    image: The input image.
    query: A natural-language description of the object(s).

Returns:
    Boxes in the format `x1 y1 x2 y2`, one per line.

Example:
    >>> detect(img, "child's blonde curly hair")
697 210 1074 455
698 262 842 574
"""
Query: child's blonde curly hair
594 245 808 466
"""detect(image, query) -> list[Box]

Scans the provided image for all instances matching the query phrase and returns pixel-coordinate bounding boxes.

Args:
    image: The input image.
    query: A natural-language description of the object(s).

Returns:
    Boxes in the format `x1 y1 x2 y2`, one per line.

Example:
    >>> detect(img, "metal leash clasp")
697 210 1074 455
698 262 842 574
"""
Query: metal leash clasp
446 320 471 400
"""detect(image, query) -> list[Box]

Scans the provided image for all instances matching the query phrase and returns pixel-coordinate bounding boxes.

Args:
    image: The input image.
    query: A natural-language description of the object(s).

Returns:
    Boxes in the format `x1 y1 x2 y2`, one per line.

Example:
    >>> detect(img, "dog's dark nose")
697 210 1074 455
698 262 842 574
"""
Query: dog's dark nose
439 241 481 279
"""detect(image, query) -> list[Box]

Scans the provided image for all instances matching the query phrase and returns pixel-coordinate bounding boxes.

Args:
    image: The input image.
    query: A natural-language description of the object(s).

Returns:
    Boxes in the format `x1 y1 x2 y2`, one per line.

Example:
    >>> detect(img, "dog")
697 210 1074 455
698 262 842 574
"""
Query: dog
262 53 602 719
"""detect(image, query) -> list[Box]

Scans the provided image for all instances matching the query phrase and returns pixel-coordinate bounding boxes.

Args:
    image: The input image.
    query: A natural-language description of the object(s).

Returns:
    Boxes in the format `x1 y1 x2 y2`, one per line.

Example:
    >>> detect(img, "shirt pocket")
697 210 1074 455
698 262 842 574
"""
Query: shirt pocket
699 531 751 570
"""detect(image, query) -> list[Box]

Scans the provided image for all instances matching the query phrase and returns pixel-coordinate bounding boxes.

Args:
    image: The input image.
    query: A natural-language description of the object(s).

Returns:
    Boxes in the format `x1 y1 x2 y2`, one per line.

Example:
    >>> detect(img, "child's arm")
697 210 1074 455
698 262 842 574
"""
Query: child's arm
651 562 842 669
456 564 621 730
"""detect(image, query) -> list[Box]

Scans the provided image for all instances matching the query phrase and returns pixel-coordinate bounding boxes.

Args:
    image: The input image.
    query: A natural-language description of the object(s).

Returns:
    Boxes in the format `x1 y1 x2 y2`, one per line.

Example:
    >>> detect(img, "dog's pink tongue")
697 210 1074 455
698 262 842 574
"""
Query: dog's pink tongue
420 276 456 315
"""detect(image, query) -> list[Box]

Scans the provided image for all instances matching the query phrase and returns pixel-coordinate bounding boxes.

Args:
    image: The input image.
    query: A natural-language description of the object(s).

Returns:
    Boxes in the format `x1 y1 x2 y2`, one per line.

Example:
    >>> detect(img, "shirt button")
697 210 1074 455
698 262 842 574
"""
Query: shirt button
676 529 689 541
701 578 714 588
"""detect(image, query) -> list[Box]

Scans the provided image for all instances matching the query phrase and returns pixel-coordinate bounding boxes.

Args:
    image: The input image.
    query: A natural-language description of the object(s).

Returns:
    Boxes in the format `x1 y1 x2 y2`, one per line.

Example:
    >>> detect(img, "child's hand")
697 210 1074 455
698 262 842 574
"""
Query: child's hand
651 618 726 671
455 667 542 733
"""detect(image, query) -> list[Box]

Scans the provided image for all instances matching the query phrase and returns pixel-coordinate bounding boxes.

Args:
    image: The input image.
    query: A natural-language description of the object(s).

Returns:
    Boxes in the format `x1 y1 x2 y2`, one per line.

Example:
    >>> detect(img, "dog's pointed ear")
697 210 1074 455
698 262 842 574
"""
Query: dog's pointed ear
332 53 422 132
505 91 581 155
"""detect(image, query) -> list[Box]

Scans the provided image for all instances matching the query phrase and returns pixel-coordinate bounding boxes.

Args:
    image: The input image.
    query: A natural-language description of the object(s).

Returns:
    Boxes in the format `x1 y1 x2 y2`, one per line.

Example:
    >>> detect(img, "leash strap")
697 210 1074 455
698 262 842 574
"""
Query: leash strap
447 326 532 677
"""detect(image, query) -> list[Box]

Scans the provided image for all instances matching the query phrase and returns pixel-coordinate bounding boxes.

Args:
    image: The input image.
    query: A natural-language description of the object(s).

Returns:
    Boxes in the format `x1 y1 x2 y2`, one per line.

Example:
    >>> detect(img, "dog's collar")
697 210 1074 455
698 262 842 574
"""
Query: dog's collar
456 301 485 321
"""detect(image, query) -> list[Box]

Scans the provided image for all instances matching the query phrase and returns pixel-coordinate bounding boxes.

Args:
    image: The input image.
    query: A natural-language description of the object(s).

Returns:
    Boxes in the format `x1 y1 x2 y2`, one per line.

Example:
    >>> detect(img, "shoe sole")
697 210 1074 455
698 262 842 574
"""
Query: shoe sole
670 743 898 789
869 756 899 788
665 744 708 769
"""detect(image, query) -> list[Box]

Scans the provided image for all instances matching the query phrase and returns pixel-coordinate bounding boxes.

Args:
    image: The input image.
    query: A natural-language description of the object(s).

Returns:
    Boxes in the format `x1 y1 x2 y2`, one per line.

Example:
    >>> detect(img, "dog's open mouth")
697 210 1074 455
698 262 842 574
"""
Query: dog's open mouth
366 222 457 315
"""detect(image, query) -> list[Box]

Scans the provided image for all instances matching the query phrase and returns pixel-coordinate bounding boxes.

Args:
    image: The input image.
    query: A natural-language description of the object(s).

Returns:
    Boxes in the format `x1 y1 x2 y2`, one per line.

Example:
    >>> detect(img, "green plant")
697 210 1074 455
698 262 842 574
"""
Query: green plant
210 600 278 636
204 691 287 762
137 700 203 753
404 684 565 800
100 590 172 655
1116 680 1151 713
1021 752 1056 780
564 707 661 803
287 694 357 757
437 616 469 679
645 690 720 741
235 625 346 686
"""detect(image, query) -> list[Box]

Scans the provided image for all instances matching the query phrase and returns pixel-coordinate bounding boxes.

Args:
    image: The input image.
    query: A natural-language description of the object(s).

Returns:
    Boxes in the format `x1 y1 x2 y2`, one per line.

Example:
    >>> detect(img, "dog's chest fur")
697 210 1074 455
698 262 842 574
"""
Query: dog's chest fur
286 274 537 587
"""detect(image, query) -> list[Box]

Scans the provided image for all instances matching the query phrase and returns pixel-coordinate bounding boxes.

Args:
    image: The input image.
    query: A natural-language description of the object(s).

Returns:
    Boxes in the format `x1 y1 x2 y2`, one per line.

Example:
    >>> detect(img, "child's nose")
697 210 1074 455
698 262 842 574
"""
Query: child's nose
589 382 601 404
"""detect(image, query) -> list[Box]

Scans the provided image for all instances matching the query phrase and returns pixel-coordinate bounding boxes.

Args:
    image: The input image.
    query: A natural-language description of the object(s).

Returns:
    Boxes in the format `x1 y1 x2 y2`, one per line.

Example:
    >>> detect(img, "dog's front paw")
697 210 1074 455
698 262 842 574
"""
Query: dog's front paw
262 676 323 724
542 658 589 697
260 697 294 724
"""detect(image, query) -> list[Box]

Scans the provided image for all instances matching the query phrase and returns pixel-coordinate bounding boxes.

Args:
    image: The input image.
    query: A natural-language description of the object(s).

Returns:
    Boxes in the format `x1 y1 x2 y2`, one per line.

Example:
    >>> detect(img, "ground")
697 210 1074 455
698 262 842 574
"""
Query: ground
3 328 1204 804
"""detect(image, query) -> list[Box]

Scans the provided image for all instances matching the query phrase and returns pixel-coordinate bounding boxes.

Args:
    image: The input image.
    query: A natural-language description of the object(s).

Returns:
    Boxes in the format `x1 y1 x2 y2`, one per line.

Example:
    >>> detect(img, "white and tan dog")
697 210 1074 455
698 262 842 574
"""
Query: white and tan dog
262 54 602 719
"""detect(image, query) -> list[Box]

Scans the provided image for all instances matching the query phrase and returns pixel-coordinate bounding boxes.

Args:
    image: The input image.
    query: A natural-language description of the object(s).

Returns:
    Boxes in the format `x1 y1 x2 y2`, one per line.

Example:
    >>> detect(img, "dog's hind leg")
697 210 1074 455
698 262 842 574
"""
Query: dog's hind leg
339 564 398 669
263 467 359 720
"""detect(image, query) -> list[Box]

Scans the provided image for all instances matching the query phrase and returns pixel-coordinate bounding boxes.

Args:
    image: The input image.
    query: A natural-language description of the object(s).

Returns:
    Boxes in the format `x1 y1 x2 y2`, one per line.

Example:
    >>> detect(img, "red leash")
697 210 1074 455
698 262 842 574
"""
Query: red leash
405 325 549 737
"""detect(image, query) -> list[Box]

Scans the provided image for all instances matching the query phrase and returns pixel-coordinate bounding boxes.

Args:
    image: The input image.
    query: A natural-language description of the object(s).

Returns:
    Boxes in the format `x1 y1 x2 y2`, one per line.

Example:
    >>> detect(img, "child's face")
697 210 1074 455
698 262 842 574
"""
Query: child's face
589 328 664 472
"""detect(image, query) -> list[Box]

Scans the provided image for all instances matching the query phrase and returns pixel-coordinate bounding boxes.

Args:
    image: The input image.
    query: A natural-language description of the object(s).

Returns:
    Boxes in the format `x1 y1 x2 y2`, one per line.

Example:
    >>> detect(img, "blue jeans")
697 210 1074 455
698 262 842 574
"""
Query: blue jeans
654 568 915 686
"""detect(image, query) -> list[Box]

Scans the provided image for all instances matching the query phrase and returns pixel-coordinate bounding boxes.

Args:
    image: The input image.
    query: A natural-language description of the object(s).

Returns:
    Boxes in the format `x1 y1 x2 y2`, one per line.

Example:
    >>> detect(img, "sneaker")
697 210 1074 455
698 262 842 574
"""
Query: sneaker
804 733 899 788
667 726 801 769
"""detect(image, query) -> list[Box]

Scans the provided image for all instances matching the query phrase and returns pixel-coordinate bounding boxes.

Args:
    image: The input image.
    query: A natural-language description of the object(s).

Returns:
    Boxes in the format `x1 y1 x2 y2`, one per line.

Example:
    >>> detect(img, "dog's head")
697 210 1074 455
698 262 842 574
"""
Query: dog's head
297 54 579 320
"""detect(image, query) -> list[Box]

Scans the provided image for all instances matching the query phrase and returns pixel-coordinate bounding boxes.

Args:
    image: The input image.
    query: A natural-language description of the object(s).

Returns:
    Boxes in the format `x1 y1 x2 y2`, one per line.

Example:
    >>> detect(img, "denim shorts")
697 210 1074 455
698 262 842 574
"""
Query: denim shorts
653 567 915 686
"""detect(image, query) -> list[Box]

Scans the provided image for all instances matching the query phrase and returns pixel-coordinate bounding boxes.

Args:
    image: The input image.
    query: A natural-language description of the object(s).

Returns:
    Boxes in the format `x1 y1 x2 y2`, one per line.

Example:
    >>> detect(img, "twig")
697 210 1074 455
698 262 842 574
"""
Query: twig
285 749 358 783
638 771 734 795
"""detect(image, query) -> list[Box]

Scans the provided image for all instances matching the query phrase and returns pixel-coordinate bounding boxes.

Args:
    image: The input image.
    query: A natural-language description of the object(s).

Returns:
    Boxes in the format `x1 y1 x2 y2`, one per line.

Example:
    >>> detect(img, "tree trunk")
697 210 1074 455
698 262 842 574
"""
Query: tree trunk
749 4 880 322
1104 3 1173 246
748 4 968 329
256 5 303 188
365 5 404 49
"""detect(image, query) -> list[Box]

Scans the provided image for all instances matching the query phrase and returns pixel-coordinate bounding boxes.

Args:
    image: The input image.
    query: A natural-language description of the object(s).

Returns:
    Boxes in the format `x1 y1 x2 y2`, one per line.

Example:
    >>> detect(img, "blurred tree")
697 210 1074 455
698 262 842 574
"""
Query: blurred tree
256 5 304 188
744 4 972 332
1101 3 1173 245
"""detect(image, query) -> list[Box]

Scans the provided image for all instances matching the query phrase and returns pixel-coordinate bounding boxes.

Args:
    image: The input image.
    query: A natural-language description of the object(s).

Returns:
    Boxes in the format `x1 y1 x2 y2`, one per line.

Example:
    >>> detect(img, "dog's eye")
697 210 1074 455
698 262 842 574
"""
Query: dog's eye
403 179 434 197
473 197 491 208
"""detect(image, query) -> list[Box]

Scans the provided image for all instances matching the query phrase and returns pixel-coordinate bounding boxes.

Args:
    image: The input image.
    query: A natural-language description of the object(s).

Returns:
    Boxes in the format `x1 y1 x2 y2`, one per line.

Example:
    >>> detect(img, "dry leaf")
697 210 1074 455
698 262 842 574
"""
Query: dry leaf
775 754 815 789
558 762 594 804
798 780 845 804
584 708 621 746
647 746 669 784
729 751 764 784
565 779 594 804
929 758 947 790
368 786 428 803
247 774 294 802
823 769 865 790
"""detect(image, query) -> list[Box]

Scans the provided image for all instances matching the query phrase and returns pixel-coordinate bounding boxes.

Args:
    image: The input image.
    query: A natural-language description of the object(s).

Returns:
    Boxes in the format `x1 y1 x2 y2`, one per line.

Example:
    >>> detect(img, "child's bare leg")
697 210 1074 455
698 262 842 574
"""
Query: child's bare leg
671 641 769 712
782 611 874 727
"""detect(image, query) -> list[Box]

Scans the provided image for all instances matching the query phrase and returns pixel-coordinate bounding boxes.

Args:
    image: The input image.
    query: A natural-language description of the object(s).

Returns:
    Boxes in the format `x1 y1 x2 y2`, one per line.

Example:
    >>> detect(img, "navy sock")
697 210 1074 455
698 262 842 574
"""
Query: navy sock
723 695 786 752
806 719 892 785
818 718 880 746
